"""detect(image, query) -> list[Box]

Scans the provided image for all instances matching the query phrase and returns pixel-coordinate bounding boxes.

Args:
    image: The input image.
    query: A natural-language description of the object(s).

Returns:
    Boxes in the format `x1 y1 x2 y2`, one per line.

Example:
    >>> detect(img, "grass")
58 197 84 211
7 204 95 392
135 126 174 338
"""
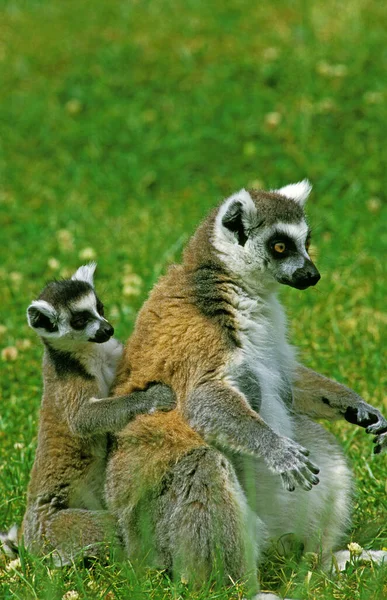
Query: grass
0 0 386 597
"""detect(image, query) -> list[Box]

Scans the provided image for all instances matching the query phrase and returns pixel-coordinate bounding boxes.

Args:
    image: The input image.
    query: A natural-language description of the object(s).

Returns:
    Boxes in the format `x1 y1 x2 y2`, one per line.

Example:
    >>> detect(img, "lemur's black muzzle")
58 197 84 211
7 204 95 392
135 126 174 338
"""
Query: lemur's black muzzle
290 262 321 290
89 321 114 343
279 261 321 290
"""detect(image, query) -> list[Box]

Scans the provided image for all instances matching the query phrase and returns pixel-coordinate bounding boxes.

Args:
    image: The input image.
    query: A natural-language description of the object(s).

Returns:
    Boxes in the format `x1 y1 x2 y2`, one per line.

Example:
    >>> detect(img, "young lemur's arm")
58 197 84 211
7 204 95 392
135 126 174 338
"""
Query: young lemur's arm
184 380 320 492
293 365 387 454
66 384 176 437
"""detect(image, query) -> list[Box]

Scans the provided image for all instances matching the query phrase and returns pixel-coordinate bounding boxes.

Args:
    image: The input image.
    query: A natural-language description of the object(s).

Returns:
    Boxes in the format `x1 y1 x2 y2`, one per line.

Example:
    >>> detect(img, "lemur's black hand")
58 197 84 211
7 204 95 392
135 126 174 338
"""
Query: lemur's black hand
344 403 387 454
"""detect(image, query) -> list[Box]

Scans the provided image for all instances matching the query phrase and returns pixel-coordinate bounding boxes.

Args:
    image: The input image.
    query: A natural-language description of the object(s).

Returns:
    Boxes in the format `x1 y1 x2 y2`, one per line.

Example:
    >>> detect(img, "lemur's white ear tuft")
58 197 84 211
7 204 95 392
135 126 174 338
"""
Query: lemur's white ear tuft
216 189 257 246
27 300 59 333
275 179 312 207
71 262 97 286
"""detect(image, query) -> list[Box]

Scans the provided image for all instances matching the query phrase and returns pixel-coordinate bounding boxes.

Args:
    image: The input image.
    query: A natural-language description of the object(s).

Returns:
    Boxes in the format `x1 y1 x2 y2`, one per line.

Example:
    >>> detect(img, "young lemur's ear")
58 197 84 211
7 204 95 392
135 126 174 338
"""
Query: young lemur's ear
218 189 257 246
27 300 59 333
275 179 312 207
71 262 97 287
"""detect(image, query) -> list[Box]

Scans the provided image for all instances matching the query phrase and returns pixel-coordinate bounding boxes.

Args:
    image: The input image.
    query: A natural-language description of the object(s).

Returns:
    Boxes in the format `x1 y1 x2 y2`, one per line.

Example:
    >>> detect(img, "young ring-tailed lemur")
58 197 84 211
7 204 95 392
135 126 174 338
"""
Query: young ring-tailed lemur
105 181 387 597
0 264 175 565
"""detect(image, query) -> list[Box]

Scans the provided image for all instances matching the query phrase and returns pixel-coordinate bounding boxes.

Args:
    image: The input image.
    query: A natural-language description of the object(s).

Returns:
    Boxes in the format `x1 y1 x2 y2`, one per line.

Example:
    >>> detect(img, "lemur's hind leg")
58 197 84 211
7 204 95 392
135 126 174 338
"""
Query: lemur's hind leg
293 418 353 565
115 447 263 595
155 447 263 592
23 508 119 565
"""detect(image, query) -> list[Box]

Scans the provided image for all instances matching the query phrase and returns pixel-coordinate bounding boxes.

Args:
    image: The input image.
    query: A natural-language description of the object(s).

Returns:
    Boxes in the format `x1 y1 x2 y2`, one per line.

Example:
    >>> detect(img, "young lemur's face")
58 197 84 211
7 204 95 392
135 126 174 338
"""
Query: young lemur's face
213 180 320 291
27 263 114 345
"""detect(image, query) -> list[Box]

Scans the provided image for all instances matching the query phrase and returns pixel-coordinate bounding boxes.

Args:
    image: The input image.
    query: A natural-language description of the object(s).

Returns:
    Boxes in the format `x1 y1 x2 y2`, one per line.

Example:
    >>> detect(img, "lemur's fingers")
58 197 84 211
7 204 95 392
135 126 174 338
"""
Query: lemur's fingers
280 473 296 492
281 467 319 492
293 469 313 491
305 460 320 475
366 420 387 435
298 465 320 487
373 432 387 454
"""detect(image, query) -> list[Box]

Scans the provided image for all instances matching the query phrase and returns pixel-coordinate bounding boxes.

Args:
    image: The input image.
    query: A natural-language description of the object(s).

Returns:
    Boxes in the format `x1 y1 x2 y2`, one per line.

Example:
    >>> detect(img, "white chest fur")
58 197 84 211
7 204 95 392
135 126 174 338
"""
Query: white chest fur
81 338 123 397
227 291 296 438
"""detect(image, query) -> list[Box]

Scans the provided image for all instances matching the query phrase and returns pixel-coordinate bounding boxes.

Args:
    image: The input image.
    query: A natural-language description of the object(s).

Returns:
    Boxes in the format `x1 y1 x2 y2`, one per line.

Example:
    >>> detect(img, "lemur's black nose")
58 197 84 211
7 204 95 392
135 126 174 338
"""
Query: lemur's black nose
306 271 321 287
292 262 321 290
100 322 114 337
90 321 114 343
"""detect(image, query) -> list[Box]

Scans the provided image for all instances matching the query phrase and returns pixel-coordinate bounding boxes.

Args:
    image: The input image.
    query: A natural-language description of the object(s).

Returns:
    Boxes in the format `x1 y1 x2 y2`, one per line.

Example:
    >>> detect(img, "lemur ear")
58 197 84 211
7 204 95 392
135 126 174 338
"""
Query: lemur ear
27 300 59 333
71 262 97 286
219 189 256 246
275 179 312 207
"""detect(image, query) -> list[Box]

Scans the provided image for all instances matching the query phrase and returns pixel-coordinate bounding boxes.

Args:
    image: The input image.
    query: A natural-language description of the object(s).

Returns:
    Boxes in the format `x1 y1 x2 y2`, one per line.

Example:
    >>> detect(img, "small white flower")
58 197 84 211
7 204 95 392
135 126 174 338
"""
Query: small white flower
367 197 381 214
57 229 74 252
79 247 96 261
48 257 60 270
62 591 80 600
1 346 18 361
264 112 282 129
122 271 143 297
10 272 23 284
347 542 363 556
123 284 141 297
6 557 21 571
16 339 32 351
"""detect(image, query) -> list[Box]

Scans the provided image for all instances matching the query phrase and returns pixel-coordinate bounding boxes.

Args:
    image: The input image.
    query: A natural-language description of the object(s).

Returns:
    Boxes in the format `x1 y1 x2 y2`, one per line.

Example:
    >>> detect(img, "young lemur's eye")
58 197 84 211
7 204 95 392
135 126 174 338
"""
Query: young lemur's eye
71 311 91 330
274 242 286 254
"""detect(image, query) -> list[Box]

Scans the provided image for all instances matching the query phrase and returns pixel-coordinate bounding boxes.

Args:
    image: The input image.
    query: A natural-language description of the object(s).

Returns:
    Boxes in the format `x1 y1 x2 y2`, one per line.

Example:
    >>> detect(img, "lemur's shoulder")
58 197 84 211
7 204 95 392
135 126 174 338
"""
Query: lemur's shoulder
115 262 236 396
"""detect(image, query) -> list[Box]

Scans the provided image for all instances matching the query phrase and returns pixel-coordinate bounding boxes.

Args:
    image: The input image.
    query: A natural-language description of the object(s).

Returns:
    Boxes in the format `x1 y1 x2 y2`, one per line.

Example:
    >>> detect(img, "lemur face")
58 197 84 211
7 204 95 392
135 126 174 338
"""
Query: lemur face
27 263 114 345
213 180 320 291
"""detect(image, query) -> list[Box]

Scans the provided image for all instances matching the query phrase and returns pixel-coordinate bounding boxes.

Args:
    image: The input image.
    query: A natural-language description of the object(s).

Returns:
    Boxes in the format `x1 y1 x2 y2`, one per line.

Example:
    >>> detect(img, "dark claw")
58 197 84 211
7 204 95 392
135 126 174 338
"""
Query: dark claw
306 461 320 475
281 474 296 492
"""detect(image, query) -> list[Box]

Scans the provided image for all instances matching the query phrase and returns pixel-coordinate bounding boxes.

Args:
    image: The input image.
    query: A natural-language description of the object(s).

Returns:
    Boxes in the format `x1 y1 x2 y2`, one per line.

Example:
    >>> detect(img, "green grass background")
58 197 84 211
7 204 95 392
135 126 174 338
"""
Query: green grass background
0 0 386 598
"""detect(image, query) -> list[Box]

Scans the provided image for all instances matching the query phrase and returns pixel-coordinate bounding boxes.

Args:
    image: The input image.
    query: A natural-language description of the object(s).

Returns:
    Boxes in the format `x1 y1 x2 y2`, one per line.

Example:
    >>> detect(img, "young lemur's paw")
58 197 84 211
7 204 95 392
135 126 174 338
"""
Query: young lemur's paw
147 383 177 413
267 437 320 492
345 403 387 453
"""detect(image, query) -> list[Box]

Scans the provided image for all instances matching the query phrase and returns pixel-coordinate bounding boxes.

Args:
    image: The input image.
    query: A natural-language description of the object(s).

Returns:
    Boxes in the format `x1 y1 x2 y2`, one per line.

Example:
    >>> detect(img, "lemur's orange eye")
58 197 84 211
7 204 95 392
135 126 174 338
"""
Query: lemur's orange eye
274 242 286 253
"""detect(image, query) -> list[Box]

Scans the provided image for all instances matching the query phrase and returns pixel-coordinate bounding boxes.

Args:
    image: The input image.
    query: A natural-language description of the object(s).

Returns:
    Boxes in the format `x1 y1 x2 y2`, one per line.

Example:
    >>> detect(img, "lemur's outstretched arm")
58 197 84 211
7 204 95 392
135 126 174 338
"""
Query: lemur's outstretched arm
184 380 320 492
293 365 387 453
65 384 176 437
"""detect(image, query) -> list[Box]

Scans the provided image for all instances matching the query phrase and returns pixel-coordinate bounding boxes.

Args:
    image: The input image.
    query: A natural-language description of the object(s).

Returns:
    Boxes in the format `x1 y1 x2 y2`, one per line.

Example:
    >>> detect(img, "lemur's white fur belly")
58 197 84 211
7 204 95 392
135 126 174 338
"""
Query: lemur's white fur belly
224 290 352 549
226 291 295 438
251 418 352 552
